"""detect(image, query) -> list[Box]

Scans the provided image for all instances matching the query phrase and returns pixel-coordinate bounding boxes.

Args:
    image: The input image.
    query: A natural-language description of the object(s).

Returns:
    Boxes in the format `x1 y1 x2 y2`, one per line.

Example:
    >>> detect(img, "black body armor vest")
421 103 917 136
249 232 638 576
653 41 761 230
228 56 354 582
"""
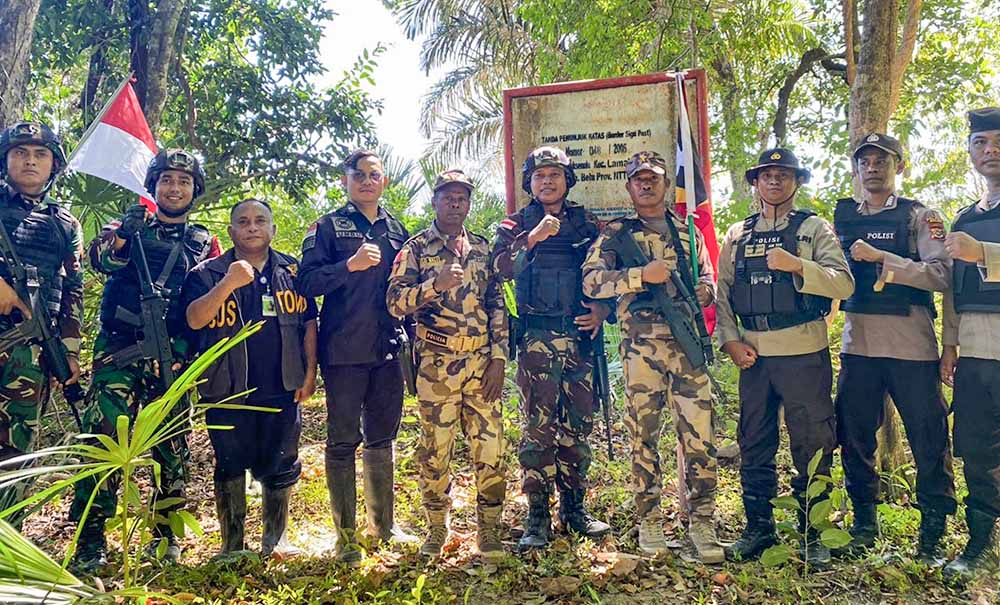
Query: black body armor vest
952 203 1000 313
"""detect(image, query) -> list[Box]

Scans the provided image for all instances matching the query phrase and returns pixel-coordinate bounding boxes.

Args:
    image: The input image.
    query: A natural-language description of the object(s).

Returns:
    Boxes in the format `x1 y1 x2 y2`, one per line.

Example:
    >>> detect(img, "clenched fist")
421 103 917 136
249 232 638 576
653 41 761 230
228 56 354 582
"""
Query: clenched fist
850 239 885 263
434 262 465 291
766 247 803 274
347 243 382 272
223 260 255 289
528 215 561 248
641 260 670 284
945 232 986 264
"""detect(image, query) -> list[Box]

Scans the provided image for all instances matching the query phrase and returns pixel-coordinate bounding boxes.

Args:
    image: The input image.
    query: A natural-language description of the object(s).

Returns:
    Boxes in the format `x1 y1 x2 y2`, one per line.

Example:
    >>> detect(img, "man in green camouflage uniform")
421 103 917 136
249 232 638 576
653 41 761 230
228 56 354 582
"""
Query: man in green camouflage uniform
582 151 722 563
386 169 508 561
0 122 84 503
70 149 219 572
491 146 611 551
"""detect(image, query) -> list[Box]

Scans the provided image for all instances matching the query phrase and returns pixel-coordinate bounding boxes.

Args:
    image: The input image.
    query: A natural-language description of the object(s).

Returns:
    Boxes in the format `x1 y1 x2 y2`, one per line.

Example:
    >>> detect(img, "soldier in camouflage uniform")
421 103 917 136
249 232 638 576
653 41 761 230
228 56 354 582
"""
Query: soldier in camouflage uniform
491 146 611 551
386 169 508 561
582 151 723 563
0 122 84 501
71 149 220 572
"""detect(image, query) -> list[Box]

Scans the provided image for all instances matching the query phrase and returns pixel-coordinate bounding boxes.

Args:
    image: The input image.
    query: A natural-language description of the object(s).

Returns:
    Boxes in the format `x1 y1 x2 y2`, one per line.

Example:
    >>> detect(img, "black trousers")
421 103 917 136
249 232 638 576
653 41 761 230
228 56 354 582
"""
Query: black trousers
207 395 302 490
738 349 836 501
953 357 1000 518
322 360 403 461
835 354 955 513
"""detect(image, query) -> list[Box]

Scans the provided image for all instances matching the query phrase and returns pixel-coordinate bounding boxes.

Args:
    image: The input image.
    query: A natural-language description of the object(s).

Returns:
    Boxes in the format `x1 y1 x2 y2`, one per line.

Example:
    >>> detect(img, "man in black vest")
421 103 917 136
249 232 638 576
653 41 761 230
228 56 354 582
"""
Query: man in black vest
184 198 317 559
492 146 612 552
716 149 854 565
298 149 417 563
71 149 219 572
832 133 955 561
940 107 1000 581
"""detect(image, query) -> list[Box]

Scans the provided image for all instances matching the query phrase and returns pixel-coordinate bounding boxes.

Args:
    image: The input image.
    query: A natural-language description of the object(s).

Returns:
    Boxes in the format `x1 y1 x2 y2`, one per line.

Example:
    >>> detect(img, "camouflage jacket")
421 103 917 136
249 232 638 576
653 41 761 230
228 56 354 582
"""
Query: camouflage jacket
386 221 508 360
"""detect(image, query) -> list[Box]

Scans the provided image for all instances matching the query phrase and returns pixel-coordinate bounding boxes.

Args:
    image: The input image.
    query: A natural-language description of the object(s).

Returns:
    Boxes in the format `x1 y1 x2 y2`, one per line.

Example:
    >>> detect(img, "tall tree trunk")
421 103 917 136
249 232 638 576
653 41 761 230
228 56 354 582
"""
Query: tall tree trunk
0 0 42 125
128 0 150 109
143 0 187 133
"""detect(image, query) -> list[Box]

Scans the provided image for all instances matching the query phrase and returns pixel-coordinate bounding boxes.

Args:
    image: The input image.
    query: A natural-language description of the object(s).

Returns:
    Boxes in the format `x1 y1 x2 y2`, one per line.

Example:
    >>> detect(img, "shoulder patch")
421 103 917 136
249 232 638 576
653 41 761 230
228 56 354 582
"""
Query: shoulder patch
392 246 410 269
926 211 946 240
499 218 517 230
302 222 319 251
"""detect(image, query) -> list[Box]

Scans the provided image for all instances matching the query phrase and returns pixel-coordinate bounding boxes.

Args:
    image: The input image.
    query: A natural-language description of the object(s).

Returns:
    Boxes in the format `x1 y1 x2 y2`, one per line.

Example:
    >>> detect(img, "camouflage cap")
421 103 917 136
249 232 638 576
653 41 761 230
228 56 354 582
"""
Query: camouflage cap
853 132 903 161
744 147 811 185
969 107 1000 135
433 168 475 193
625 150 667 178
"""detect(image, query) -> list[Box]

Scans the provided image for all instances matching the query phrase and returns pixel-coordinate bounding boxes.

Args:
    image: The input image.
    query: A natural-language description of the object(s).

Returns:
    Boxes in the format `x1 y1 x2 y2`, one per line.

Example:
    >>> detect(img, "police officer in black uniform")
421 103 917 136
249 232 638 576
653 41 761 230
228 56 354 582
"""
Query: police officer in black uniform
184 198 317 559
71 149 219 571
833 133 955 562
298 149 416 564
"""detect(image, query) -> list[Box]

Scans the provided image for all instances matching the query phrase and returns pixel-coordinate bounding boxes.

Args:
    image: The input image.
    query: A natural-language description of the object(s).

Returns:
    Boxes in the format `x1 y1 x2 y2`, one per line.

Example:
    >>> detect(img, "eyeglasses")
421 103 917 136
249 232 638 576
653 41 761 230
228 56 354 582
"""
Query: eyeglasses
348 170 384 183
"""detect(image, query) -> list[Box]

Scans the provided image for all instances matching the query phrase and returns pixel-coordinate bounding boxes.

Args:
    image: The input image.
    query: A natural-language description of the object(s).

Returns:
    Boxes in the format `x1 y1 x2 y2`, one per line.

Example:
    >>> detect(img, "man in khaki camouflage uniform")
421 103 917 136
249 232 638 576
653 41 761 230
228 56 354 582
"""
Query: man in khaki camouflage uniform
582 151 722 563
386 169 508 561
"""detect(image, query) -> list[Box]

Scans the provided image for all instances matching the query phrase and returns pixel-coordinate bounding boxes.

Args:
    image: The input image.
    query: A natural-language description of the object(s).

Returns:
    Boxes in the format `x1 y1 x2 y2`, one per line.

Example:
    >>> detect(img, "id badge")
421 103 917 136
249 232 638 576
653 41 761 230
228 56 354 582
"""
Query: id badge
262 295 277 317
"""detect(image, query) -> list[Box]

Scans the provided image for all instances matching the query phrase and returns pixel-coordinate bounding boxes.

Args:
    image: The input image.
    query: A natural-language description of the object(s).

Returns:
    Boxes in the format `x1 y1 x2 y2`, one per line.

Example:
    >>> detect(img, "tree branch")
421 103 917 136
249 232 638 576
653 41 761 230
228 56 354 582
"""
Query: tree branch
773 48 829 145
889 0 923 115
843 0 857 85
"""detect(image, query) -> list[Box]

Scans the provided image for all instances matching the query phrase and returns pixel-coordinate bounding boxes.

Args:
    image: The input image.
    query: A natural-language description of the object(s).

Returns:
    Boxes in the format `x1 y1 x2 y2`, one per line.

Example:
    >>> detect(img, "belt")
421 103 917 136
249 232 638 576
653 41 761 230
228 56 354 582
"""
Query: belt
416 325 488 352
522 313 579 334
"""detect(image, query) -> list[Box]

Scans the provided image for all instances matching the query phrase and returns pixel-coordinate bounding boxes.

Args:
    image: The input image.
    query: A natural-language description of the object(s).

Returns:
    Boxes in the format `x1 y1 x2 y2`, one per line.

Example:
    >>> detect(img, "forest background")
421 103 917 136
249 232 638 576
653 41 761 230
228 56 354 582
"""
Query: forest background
1 0 1000 603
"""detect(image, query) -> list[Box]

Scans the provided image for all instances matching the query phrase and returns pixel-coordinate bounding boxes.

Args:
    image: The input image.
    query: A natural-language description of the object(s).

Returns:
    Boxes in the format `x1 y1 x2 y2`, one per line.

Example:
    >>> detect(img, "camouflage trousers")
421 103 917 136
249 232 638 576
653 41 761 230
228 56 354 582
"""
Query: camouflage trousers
70 332 189 527
621 336 717 519
415 340 506 521
516 331 594 494
0 343 45 455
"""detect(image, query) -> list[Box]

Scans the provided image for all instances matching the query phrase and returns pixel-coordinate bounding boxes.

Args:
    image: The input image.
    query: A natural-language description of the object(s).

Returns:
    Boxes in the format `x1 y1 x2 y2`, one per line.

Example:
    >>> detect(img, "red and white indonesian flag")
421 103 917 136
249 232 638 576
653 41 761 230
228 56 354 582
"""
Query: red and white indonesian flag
67 80 158 210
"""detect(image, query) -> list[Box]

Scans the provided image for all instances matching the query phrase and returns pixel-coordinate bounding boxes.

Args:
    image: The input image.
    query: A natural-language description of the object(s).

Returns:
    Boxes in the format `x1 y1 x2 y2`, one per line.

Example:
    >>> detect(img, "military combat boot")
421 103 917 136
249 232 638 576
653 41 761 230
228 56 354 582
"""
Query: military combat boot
420 510 449 558
362 448 418 545
834 499 878 557
798 508 831 567
71 515 109 575
915 507 948 567
477 506 504 562
943 509 998 582
684 515 725 564
558 488 611 538
146 526 182 563
725 496 778 561
214 476 247 555
517 490 552 552
326 455 361 565
637 510 669 556
262 485 302 558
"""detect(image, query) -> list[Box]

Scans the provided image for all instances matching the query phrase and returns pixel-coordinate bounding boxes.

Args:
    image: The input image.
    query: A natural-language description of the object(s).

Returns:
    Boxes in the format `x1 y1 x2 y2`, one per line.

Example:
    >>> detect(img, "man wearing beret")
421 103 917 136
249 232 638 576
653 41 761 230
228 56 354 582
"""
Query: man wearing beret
940 107 1000 580
832 134 955 562
716 149 854 566
582 151 722 563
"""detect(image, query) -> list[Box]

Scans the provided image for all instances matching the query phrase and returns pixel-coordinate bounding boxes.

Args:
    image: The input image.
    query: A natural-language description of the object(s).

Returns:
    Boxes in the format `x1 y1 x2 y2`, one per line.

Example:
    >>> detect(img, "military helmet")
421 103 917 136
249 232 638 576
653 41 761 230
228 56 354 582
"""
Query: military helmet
0 121 68 183
521 145 577 194
144 148 206 198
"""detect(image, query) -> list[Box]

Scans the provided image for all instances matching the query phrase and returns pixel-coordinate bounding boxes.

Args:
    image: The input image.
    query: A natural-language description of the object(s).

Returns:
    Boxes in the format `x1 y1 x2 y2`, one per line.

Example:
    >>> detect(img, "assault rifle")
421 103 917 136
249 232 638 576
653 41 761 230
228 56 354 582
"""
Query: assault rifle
0 221 84 430
108 235 177 391
592 327 613 460
397 326 417 396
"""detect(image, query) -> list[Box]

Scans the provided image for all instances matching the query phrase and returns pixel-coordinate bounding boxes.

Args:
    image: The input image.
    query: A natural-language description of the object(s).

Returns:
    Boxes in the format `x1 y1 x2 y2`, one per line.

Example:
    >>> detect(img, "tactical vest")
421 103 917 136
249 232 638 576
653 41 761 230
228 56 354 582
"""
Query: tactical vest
194 250 308 402
834 197 933 316
515 201 596 321
951 203 1000 313
0 191 74 321
99 222 213 336
731 210 832 331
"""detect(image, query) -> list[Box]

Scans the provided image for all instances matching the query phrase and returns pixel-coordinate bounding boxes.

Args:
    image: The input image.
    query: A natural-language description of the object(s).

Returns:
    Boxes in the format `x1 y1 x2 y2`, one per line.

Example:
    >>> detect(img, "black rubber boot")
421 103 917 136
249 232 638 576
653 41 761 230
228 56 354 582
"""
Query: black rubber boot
725 495 778 561
943 509 998 582
214 476 247 554
145 526 181 563
262 485 301 558
834 499 878 556
362 448 418 545
916 507 948 567
558 488 610 538
798 507 831 567
517 490 551 552
326 455 361 564
71 515 109 575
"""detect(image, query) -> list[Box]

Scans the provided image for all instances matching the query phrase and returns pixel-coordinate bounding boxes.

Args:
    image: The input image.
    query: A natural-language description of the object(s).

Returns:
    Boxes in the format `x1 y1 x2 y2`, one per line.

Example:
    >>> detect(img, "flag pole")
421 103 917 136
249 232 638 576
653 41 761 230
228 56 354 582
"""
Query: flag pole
675 73 700 281
64 72 134 169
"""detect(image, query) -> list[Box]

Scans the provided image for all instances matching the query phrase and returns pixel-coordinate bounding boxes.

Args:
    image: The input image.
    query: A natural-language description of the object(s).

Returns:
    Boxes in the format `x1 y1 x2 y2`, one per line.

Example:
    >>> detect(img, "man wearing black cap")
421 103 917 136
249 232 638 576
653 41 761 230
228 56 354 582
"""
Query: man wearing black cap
492 146 612 552
298 149 416 564
716 148 854 565
939 107 1000 580
583 150 722 563
832 133 955 562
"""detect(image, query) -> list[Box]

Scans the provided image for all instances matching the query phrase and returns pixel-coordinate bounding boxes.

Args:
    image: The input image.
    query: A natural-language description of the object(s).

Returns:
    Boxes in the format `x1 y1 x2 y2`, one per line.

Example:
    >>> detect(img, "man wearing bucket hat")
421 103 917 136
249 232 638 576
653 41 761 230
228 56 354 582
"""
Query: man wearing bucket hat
939 107 1000 581
582 150 722 563
387 169 508 561
832 133 955 562
491 145 612 553
715 148 854 566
